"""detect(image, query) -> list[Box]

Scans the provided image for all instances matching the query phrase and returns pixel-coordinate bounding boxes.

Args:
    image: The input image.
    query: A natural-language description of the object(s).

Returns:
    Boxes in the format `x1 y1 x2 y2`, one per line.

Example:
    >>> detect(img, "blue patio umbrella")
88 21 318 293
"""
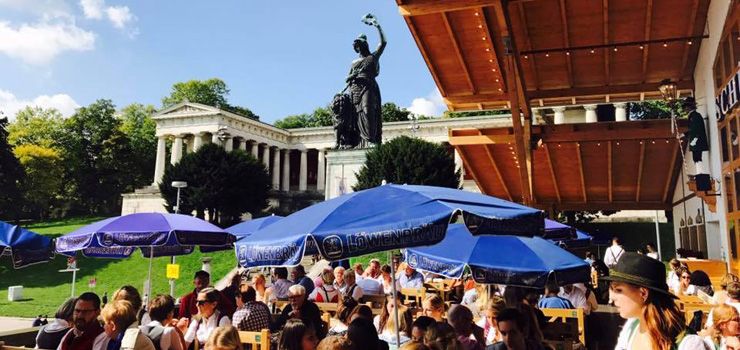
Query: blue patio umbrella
56 213 235 258
234 184 544 268
549 230 592 249
544 219 577 240
200 215 284 253
404 224 591 288
0 221 54 269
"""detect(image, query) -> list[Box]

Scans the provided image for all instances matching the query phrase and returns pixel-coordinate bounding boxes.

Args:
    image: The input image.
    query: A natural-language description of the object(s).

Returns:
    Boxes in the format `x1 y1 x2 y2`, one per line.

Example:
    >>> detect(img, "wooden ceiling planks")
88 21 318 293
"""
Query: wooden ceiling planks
398 0 708 110
452 120 688 211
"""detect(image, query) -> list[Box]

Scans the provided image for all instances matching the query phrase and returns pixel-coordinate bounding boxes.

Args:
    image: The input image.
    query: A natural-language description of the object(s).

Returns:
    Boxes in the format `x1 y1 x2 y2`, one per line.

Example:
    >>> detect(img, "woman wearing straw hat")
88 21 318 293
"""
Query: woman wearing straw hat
604 252 709 350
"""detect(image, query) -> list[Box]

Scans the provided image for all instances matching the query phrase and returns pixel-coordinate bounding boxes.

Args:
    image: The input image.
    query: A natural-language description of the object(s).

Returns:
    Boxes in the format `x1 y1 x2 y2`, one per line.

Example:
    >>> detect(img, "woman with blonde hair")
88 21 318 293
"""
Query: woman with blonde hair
94 300 156 350
701 304 740 349
422 295 446 323
375 292 413 347
475 296 506 345
252 273 268 303
607 252 707 350
204 326 243 350
713 274 739 305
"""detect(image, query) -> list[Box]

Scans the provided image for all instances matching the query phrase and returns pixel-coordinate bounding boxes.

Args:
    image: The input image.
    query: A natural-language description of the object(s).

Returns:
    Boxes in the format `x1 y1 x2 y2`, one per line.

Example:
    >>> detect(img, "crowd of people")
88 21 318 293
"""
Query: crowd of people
30 246 740 350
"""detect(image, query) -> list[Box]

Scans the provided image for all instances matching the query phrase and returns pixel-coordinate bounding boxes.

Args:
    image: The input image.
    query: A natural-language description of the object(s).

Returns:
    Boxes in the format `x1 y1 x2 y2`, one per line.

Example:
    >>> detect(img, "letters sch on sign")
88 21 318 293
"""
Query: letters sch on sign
716 64 740 122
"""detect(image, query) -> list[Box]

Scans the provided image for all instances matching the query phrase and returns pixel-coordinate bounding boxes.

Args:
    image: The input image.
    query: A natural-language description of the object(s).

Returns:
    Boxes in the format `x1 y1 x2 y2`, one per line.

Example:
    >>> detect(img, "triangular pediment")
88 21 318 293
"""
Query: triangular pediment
154 102 220 118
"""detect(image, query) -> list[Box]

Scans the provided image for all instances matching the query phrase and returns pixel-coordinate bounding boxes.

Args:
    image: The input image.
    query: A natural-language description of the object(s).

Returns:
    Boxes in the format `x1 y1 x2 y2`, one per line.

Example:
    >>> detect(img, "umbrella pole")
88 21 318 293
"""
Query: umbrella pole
389 251 401 348
147 248 153 299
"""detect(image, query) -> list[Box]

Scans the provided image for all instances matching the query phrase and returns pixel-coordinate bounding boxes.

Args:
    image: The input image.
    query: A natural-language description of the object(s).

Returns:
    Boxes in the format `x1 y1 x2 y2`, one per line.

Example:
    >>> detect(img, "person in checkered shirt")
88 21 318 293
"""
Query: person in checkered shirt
231 285 271 332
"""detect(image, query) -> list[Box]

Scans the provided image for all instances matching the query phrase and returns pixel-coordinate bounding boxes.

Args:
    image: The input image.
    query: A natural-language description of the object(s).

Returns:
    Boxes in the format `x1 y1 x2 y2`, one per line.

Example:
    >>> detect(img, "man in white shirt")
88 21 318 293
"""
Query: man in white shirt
603 237 625 268
355 274 383 295
558 284 598 315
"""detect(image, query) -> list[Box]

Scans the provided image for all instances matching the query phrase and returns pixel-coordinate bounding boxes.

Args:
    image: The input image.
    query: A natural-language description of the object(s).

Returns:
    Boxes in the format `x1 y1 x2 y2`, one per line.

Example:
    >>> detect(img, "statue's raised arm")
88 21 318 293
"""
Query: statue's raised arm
362 13 386 58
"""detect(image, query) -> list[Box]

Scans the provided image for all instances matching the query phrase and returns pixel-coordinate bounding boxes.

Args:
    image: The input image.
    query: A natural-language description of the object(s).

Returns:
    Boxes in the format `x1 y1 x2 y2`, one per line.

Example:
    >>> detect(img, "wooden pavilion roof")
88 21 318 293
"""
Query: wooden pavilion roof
450 119 689 211
397 0 708 111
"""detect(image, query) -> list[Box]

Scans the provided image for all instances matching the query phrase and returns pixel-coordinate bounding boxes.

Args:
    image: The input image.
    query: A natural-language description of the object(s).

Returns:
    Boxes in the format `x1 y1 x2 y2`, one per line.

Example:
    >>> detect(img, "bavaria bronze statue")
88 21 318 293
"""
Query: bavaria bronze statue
332 13 387 149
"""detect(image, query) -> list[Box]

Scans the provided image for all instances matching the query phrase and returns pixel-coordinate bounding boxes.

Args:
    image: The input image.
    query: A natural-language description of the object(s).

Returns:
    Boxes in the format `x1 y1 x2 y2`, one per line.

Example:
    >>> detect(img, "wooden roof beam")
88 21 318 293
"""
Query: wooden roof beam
454 145 493 194
608 140 613 202
635 141 646 202
540 127 687 143
444 93 510 105
548 201 671 211
680 0 700 80
517 1 538 90
642 0 653 83
528 80 694 99
576 142 587 202
558 0 573 88
448 134 516 145
663 142 680 203
403 17 448 97
519 35 708 55
544 144 561 203
442 12 477 94
483 143 513 201
603 0 610 84
479 7 506 92
399 0 498 16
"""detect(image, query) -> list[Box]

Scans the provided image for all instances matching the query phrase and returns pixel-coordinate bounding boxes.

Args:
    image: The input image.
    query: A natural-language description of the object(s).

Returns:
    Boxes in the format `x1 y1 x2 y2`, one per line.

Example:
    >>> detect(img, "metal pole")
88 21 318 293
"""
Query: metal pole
389 252 401 348
171 187 181 297
147 247 154 299
71 269 76 298
654 211 663 261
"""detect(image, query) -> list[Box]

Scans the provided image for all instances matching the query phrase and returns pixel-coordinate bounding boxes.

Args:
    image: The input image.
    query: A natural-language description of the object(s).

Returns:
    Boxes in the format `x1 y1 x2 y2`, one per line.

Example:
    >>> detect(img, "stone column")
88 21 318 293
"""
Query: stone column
272 147 281 190
614 103 627 122
282 150 291 191
211 133 221 146
153 136 167 185
316 149 326 192
584 104 598 123
299 149 308 191
251 142 259 159
262 145 270 170
239 139 247 151
193 133 203 151
170 135 183 165
553 107 566 125
224 138 233 152
454 148 465 187
185 136 194 154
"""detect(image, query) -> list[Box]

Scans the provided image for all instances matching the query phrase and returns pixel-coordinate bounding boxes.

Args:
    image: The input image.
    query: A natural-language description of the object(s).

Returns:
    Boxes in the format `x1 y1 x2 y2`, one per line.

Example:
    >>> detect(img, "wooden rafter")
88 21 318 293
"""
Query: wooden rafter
454 145 492 194
608 140 613 202
549 201 670 211
517 1 538 90
448 134 515 145
528 80 694 99
404 17 448 97
635 141 646 202
444 93 509 105
576 142 587 202
642 0 653 83
442 12 476 94
483 144 513 201
680 0 700 80
663 142 680 203
398 0 498 16
603 0 610 84
479 7 506 92
544 144 561 203
519 35 709 55
558 0 574 88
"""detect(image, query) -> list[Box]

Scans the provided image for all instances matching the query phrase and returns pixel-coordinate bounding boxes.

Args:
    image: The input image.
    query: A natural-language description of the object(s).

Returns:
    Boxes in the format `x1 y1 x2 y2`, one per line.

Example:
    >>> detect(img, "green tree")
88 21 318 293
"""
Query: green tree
443 109 510 118
118 103 157 186
274 113 313 129
57 99 140 214
159 144 270 226
628 101 676 120
0 117 25 221
381 102 412 122
13 144 63 219
7 106 65 148
354 136 460 191
162 78 259 120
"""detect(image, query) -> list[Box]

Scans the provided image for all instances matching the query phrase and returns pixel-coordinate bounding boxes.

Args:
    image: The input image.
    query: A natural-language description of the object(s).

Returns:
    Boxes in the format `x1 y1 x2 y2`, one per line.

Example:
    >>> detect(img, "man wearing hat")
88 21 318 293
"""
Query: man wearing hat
684 97 712 191
604 252 706 349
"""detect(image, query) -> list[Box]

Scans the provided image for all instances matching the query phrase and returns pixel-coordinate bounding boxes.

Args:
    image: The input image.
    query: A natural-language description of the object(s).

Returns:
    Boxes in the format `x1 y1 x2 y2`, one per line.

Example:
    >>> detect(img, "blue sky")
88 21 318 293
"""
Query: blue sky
0 0 445 123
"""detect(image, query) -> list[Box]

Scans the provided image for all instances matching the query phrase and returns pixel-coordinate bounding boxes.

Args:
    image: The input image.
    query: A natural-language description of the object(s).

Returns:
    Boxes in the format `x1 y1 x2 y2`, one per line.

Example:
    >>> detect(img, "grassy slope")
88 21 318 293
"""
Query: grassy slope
0 217 235 318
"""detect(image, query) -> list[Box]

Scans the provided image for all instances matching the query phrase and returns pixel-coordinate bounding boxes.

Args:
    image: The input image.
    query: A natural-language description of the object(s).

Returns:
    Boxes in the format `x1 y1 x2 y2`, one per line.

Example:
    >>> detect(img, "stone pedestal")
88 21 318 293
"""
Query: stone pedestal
121 186 167 215
325 149 368 200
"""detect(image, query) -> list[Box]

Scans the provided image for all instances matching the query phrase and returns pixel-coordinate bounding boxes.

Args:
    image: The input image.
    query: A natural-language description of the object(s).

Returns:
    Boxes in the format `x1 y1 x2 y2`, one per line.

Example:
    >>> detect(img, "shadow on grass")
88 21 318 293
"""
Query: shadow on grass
0 254 118 290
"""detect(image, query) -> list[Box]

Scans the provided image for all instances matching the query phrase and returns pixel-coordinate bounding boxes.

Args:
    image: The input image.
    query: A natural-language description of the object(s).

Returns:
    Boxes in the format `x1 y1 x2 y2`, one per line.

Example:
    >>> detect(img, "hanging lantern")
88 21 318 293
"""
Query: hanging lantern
658 79 678 102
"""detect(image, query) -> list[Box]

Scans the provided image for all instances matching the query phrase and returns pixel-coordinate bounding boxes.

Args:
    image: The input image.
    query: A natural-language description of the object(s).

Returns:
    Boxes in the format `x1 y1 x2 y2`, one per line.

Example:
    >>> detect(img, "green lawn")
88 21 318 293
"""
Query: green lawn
0 217 236 318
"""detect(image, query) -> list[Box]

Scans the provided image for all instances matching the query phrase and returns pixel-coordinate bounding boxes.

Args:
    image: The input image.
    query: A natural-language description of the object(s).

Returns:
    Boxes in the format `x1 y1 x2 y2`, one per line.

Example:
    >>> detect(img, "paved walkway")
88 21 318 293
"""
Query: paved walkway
0 316 35 332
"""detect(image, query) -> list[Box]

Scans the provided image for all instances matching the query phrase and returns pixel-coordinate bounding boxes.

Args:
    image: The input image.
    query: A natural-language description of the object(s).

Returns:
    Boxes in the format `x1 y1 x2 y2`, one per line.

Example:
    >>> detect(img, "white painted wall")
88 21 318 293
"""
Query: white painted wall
671 0 731 261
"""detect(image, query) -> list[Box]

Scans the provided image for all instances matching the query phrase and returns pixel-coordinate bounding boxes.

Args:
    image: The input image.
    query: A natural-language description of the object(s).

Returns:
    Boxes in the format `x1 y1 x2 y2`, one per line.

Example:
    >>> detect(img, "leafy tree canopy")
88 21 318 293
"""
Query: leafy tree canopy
0 117 25 220
7 106 65 148
442 109 510 118
159 144 271 226
118 103 157 186
162 78 259 120
354 135 460 191
13 144 63 219
274 102 431 129
628 100 676 120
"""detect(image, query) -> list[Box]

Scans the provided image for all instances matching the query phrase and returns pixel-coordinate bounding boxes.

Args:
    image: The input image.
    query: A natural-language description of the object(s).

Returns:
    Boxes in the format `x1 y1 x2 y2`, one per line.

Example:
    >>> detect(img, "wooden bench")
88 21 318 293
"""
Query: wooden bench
401 287 426 306
676 296 713 327
541 308 585 345
239 329 271 350
679 258 728 290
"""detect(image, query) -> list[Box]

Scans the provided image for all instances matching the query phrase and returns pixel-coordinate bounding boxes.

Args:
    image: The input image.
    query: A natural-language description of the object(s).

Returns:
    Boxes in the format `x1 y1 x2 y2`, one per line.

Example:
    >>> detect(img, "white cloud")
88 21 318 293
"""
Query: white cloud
79 0 103 19
0 0 72 18
105 5 132 29
0 89 80 119
406 89 446 117
0 20 95 65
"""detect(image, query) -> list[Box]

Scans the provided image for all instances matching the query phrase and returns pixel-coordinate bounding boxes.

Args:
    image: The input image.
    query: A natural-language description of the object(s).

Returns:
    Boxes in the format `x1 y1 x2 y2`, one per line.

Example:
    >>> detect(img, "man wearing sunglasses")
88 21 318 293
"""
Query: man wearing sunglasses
270 285 326 340
178 270 235 320
58 292 104 350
